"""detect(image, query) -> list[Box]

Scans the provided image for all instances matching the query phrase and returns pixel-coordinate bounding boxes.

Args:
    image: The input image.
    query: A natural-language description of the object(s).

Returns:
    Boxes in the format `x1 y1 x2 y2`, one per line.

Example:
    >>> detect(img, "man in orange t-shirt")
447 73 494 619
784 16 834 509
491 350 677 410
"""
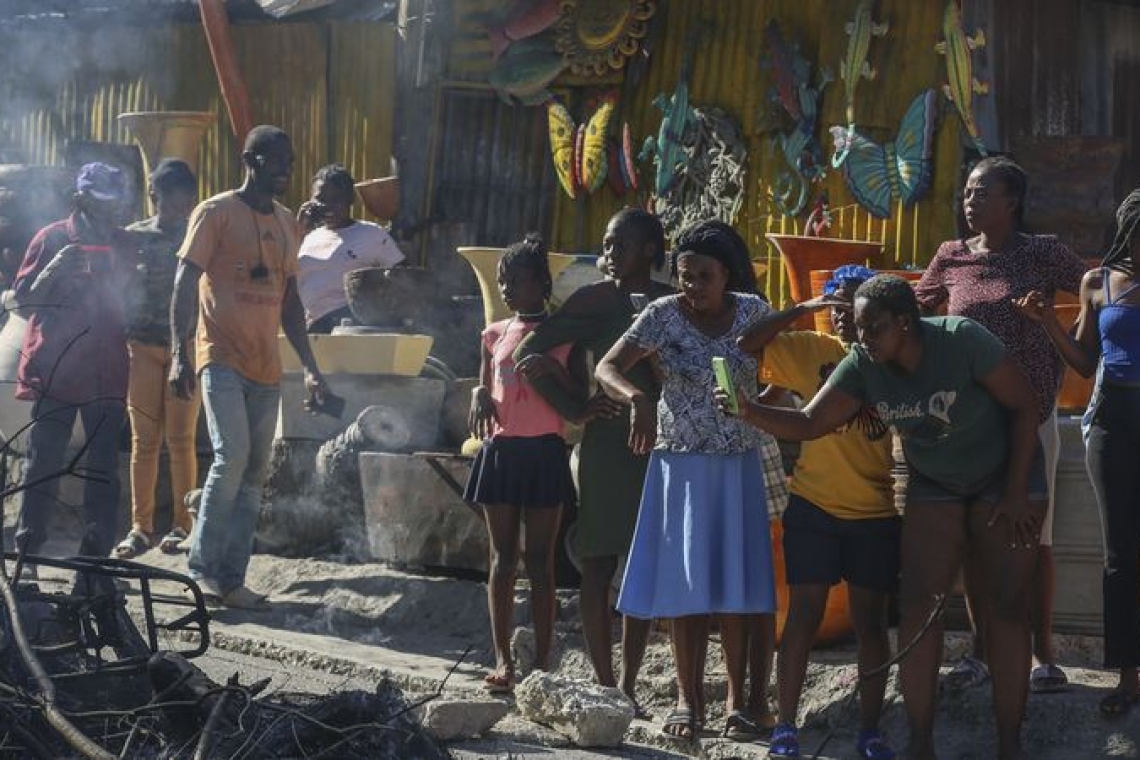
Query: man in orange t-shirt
169 125 330 610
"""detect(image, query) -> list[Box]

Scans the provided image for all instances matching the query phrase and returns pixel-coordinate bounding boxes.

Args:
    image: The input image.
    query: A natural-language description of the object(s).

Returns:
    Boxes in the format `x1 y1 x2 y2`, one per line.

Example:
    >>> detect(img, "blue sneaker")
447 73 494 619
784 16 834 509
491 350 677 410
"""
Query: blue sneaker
769 723 799 757
856 729 896 760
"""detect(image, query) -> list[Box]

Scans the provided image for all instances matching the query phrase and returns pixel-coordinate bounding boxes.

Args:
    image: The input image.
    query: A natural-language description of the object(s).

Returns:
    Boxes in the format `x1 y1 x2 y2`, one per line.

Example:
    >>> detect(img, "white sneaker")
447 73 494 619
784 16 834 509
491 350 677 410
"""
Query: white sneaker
221 585 270 611
193 577 224 606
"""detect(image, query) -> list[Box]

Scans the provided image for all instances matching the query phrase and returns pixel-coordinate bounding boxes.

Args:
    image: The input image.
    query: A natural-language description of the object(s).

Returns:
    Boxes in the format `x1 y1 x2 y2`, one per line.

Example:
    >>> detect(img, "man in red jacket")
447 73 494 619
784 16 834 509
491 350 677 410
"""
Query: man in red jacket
12 162 134 559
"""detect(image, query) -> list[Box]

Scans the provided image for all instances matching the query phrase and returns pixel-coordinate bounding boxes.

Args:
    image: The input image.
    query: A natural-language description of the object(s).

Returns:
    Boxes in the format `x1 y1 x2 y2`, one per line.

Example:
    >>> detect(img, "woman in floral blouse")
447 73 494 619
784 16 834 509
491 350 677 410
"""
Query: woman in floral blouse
596 221 781 740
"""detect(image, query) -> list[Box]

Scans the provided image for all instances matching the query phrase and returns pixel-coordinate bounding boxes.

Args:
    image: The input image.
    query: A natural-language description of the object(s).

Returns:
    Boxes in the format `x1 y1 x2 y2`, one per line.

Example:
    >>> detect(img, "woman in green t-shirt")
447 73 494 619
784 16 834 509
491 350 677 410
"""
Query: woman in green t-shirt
717 274 1045 760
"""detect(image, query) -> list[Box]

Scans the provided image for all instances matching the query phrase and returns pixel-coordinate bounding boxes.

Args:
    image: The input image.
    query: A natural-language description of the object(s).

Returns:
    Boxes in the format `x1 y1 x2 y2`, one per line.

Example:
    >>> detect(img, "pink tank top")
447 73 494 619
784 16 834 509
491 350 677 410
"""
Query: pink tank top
483 317 570 438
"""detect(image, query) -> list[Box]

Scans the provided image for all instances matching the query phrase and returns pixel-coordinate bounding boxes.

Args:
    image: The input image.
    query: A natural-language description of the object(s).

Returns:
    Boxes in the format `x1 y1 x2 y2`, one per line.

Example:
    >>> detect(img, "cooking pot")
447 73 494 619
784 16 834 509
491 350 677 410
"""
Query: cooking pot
344 266 438 328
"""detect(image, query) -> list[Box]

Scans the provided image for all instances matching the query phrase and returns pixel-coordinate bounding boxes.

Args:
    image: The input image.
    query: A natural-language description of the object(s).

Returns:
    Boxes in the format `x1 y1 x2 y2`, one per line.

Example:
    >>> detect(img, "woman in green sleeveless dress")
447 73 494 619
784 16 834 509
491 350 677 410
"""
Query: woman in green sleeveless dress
514 209 672 708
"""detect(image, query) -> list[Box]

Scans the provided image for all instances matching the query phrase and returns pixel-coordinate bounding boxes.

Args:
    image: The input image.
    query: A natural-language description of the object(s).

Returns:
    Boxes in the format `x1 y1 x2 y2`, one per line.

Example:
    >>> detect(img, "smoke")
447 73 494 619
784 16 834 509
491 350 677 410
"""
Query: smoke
0 19 171 134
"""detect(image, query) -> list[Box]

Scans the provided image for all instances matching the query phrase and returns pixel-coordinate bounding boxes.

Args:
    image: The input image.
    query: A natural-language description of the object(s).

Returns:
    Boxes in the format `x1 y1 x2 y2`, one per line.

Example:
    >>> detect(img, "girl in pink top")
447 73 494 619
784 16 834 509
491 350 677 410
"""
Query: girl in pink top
463 235 584 693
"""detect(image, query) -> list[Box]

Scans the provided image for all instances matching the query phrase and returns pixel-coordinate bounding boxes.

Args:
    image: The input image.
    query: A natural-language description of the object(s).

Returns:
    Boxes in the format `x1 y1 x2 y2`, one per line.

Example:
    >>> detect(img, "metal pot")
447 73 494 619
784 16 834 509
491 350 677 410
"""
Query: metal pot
343 266 438 328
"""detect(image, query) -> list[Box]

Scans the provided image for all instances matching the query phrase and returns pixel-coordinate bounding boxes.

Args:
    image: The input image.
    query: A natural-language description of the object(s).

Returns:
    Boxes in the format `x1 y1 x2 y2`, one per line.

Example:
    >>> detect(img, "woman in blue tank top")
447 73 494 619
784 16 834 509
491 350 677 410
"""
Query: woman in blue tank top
1015 188 1140 717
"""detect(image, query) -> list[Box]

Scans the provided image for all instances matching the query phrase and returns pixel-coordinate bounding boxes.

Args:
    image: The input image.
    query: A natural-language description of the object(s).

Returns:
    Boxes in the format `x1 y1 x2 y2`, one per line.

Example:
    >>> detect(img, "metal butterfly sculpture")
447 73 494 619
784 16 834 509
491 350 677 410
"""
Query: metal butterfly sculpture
546 93 625 199
829 89 938 220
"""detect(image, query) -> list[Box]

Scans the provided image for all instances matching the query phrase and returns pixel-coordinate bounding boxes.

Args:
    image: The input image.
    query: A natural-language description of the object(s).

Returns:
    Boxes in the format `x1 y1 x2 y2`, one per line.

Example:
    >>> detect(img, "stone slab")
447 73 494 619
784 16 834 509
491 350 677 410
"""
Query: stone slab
421 698 510 740
278 373 444 445
359 451 487 572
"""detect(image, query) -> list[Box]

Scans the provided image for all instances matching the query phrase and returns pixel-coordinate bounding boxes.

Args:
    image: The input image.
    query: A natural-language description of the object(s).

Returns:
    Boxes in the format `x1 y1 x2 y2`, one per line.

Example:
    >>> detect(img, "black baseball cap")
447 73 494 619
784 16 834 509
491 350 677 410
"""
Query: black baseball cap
150 158 197 192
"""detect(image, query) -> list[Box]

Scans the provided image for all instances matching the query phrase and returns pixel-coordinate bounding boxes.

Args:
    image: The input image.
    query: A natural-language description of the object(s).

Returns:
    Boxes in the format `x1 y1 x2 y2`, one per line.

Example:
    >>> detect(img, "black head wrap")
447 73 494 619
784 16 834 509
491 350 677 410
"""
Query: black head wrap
672 221 759 295
1102 189 1140 276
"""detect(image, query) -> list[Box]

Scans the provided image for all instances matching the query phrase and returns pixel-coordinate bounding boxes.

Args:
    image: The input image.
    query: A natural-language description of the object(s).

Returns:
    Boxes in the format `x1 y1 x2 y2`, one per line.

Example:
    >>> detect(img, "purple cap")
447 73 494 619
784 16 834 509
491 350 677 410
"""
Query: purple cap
76 162 125 202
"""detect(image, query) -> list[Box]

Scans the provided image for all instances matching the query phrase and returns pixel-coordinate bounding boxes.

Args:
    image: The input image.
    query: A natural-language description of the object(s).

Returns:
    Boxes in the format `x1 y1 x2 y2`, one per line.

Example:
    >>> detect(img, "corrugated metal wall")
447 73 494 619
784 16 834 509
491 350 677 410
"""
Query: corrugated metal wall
425 85 557 246
0 19 396 214
1080 1 1140 197
992 0 1081 139
446 0 966 305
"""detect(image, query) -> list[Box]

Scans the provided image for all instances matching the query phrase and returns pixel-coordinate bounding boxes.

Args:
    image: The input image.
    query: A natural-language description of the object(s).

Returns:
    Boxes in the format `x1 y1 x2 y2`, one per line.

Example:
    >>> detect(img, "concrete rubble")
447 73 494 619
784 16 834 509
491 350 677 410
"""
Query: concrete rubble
515 671 636 747
420 696 511 740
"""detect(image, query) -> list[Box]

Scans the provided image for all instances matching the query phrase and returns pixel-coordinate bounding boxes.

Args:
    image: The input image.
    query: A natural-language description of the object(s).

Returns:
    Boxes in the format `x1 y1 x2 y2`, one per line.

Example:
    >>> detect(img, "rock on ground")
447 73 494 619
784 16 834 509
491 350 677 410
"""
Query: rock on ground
515 671 635 747
420 697 510 740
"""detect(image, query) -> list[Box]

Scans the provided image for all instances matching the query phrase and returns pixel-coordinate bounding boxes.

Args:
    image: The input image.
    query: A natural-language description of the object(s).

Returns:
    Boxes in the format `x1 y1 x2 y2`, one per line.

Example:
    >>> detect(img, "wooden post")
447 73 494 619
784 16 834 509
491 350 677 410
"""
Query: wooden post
199 0 255 142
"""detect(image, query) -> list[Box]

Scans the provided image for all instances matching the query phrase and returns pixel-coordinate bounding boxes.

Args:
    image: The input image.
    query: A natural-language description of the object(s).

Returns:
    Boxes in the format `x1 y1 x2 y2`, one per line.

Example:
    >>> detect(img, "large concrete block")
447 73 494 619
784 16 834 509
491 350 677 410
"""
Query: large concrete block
359 452 487 572
1053 414 1104 635
420 698 509 740
515 671 634 747
278 373 444 446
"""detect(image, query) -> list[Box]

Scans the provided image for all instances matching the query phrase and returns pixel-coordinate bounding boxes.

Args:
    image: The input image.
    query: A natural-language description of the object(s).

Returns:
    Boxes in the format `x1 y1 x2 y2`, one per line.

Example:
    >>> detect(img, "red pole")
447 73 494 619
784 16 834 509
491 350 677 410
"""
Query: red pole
199 0 255 143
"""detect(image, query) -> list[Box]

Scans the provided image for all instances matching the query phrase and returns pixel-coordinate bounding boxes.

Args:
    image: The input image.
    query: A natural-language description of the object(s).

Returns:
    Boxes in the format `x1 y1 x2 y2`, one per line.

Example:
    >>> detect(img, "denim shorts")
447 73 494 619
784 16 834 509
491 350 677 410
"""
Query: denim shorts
904 443 1048 505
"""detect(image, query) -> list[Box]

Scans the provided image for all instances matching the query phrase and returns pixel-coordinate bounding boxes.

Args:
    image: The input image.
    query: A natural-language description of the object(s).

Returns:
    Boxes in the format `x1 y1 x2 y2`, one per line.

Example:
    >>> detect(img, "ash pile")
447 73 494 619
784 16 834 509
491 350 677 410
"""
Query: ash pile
0 554 450 759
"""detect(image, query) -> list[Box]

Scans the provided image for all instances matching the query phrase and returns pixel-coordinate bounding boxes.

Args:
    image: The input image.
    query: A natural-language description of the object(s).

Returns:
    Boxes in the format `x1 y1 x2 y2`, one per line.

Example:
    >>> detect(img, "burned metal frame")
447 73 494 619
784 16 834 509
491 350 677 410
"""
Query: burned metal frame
3 552 211 676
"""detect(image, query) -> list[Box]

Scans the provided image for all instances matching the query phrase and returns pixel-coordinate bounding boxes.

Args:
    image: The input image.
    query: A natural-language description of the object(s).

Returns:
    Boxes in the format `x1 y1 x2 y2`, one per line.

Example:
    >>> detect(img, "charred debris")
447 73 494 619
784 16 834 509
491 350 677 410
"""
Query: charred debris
0 553 451 759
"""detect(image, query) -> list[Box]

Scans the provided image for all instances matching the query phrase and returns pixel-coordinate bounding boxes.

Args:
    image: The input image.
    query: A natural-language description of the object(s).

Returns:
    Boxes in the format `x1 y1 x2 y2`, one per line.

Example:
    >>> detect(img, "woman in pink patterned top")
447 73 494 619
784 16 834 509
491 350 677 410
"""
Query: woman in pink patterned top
916 156 1088 697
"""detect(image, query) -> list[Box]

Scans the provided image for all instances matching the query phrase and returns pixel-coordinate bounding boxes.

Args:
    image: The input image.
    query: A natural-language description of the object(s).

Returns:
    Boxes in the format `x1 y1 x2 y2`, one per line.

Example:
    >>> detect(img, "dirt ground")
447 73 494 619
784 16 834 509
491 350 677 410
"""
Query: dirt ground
118 548 1140 759
7 496 1140 758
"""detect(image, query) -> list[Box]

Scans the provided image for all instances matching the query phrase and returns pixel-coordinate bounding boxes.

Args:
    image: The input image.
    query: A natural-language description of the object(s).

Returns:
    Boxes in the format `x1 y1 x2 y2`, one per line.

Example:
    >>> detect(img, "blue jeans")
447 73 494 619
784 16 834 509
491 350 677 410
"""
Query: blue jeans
16 396 125 558
188 364 279 594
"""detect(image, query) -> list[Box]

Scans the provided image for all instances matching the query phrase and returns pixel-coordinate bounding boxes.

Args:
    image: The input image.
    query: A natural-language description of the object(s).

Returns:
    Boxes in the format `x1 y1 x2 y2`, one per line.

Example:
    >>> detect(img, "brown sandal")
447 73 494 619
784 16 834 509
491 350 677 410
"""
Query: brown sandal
484 671 514 694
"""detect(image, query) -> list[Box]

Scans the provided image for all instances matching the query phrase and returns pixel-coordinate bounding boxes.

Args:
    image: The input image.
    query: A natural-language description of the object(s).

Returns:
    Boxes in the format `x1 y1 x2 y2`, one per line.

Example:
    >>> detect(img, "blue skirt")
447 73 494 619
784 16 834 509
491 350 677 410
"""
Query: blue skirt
617 449 776 619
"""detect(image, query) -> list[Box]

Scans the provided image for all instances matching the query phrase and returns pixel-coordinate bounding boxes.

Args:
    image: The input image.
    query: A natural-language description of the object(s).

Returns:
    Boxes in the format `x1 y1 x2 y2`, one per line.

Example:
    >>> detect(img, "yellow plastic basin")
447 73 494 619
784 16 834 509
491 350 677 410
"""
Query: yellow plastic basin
278 333 433 376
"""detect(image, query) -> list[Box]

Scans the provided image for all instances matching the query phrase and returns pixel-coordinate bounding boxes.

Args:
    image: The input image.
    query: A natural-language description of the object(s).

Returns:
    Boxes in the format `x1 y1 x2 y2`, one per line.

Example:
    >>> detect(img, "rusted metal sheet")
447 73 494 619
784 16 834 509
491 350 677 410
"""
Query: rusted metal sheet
0 20 396 214
992 0 1081 140
1013 136 1126 257
426 84 557 247
1082 2 1140 197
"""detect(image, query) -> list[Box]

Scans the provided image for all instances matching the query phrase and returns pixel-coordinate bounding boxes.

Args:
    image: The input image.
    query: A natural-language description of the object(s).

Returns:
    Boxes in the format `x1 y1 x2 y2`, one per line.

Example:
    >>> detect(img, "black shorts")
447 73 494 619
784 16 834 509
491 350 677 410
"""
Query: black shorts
781 495 901 593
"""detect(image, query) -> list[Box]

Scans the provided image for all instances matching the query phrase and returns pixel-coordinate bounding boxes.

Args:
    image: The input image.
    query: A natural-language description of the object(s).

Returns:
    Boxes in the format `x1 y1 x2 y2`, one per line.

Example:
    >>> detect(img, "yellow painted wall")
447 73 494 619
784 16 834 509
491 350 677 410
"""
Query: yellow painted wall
452 0 967 306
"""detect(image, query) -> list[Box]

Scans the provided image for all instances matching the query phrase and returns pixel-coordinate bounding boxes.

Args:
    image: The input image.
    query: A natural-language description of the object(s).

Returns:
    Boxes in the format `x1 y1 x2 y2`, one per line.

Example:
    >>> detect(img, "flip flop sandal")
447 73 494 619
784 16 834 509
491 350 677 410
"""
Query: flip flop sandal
1029 663 1070 693
629 700 651 720
943 655 989 691
1100 690 1140 717
159 528 189 555
856 729 897 760
113 530 151 559
659 707 696 740
483 672 514 695
722 710 764 742
754 708 777 732
769 723 800 757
